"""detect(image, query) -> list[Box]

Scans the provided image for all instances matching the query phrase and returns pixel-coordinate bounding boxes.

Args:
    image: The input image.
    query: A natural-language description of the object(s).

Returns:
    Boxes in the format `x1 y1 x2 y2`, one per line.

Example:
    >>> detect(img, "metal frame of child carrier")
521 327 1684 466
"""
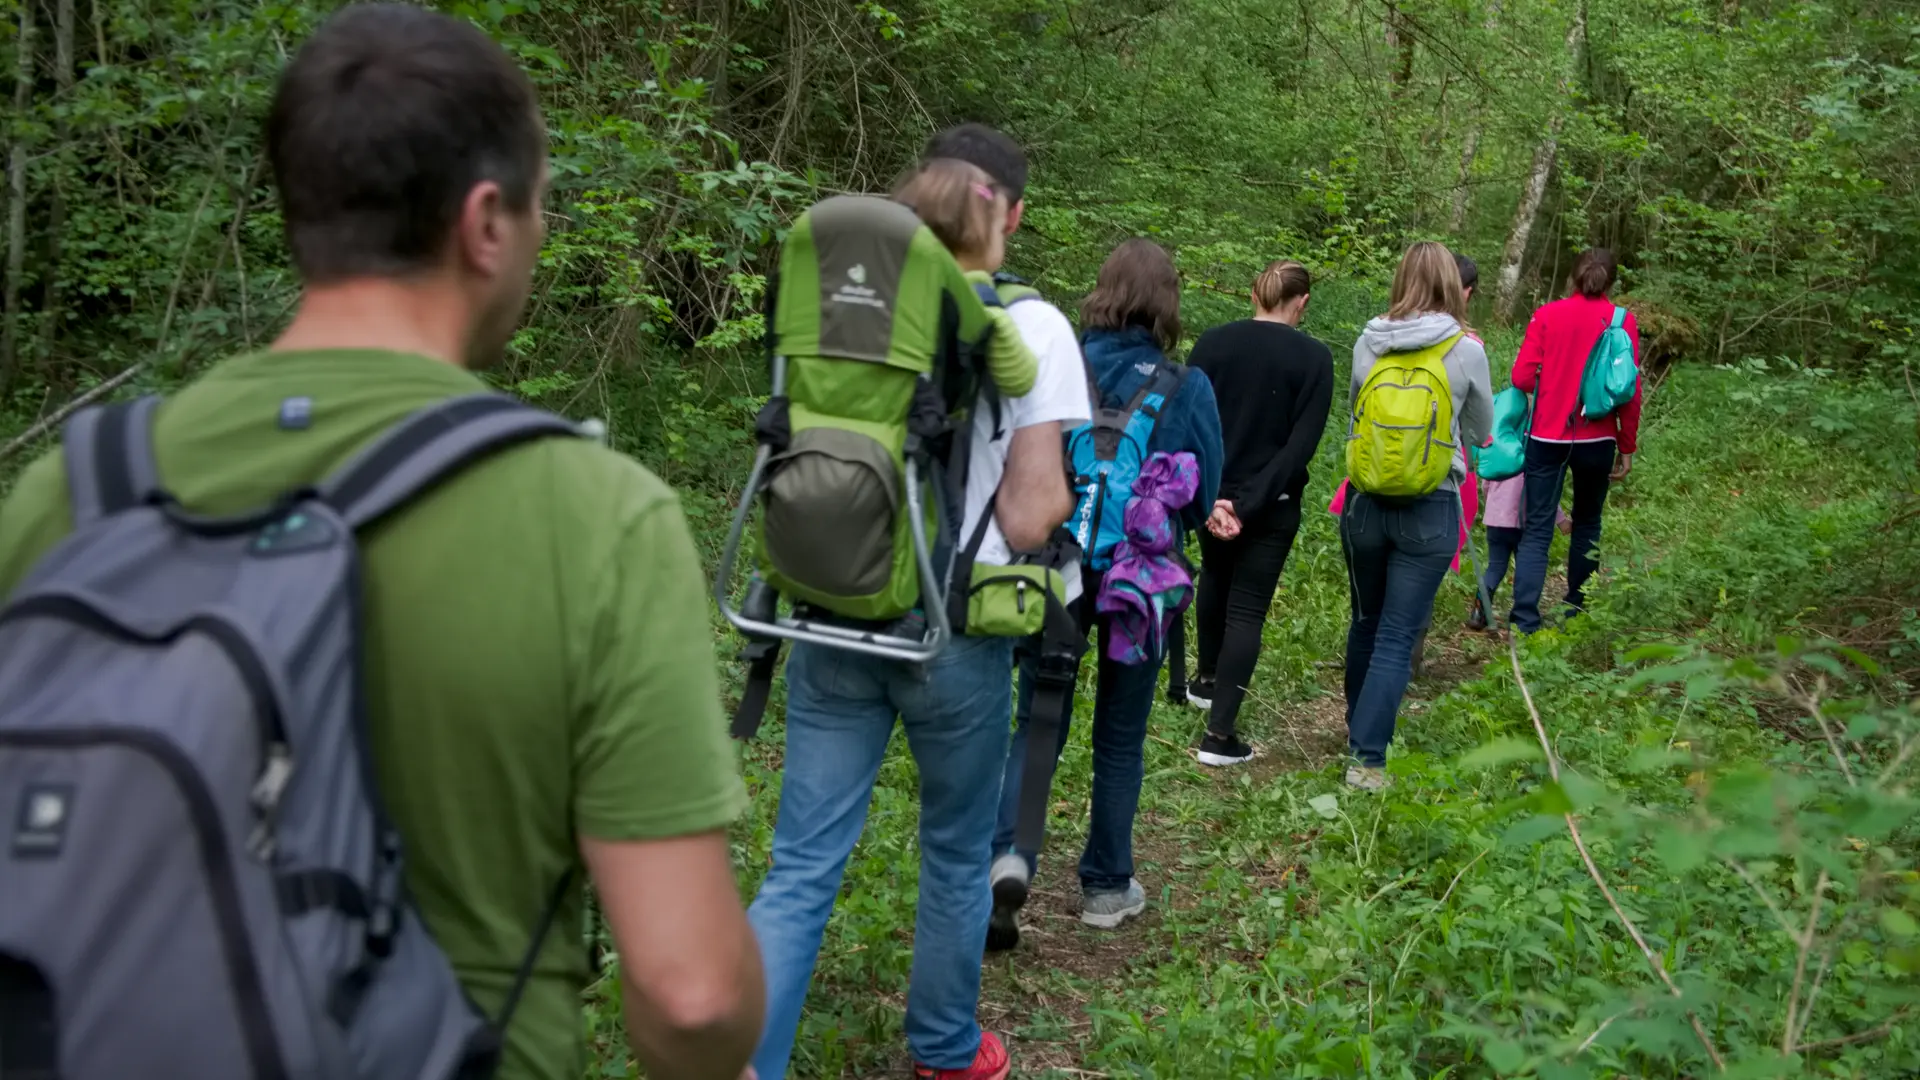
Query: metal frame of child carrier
712 349 957 665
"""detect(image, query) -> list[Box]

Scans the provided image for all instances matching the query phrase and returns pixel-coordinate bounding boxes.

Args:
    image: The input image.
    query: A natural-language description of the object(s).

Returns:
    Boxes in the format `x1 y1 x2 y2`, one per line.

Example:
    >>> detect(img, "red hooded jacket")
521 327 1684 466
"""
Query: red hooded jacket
1510 294 1644 454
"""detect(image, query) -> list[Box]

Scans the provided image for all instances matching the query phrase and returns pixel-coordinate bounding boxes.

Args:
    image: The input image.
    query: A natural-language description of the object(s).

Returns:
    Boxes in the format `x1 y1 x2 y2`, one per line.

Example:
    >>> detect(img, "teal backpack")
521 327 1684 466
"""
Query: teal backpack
1476 386 1531 481
1576 306 1637 421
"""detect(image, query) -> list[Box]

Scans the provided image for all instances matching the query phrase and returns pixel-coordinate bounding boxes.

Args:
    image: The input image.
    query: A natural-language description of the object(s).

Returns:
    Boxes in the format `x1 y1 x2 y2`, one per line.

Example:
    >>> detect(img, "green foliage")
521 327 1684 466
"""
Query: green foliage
5 0 1920 1077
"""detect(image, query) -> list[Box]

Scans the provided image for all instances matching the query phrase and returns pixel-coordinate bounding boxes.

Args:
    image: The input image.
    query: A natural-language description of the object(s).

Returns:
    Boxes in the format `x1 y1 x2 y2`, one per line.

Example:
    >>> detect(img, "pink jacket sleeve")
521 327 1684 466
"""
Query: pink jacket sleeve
1511 311 1547 394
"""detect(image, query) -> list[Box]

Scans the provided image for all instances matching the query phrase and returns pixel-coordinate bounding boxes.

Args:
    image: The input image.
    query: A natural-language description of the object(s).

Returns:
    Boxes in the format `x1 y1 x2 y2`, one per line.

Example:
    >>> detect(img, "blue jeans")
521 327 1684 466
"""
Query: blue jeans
1482 525 1522 602
748 634 1015 1076
991 584 1161 894
1341 490 1458 767
1511 438 1615 633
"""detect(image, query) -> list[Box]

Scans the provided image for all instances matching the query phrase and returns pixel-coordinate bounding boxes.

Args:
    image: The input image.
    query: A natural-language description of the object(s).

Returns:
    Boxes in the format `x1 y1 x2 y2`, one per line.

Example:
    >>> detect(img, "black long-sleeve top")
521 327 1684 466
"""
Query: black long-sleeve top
1187 318 1334 528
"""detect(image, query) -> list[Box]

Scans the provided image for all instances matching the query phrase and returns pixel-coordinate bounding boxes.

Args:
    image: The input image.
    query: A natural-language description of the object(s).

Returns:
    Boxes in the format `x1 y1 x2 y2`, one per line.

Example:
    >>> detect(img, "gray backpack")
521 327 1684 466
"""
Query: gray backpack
0 392 587 1079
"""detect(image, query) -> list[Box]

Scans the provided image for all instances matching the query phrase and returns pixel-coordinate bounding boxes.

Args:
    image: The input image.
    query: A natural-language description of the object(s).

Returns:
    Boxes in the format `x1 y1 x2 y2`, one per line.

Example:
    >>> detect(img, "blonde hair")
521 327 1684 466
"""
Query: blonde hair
1253 260 1310 312
1386 241 1466 323
892 158 1002 261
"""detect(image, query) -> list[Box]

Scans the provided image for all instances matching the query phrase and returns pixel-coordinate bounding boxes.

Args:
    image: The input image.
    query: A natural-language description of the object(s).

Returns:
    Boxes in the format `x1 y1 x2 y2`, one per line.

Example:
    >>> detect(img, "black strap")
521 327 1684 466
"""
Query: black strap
276 869 371 920
1012 588 1085 857
495 868 578 1034
62 394 165 528
322 394 585 531
730 639 783 741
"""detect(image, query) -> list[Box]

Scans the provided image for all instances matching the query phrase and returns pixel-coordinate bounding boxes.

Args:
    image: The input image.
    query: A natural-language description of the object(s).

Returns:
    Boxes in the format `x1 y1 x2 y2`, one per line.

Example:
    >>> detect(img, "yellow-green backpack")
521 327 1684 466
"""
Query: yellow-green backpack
1346 333 1464 497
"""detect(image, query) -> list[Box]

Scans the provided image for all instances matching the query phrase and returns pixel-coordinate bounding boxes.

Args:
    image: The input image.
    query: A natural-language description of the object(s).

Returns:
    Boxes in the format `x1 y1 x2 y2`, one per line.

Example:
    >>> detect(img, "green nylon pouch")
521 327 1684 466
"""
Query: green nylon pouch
964 563 1066 638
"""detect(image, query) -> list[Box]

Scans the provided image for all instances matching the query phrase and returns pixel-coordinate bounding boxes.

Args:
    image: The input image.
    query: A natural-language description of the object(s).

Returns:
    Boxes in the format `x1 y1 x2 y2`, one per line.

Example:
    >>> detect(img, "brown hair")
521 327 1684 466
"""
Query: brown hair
268 3 545 283
1080 239 1183 351
1385 241 1466 323
1570 248 1618 298
1253 260 1310 312
893 158 1002 261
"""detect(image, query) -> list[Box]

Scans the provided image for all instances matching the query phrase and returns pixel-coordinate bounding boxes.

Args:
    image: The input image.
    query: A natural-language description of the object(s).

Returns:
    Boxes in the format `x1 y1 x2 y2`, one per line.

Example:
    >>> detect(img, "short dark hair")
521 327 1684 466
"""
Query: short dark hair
1453 252 1479 293
922 123 1028 203
1570 248 1618 298
1081 238 1182 352
267 4 546 283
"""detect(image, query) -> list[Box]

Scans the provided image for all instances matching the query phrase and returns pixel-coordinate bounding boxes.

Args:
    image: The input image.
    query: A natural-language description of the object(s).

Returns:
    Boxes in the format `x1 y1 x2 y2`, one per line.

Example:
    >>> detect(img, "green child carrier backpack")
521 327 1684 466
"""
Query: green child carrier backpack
715 196 1050 738
1346 333 1465 497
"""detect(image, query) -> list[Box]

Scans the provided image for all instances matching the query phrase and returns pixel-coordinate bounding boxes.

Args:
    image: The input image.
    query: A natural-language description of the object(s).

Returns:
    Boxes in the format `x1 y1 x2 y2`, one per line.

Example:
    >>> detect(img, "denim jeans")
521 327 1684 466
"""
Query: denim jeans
1195 499 1302 740
992 577 1161 894
1341 490 1458 767
1510 438 1614 633
748 634 1016 1076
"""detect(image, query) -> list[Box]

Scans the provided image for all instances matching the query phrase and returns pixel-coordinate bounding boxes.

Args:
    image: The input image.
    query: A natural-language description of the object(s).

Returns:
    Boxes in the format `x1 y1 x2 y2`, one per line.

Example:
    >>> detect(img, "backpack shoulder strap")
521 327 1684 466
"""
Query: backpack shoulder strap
973 280 1005 309
322 393 586 531
1610 305 1627 330
62 394 165 529
1126 361 1186 419
992 272 1044 309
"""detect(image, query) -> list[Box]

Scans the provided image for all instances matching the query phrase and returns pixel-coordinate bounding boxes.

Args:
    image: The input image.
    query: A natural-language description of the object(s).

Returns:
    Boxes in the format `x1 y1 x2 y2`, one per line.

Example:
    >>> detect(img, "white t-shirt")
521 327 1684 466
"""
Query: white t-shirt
959 299 1093 567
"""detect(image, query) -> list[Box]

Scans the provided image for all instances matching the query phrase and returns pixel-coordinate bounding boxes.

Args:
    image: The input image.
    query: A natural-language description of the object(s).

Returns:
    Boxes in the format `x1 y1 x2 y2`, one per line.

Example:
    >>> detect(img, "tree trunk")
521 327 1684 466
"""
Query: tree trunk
1493 4 1587 323
1450 126 1481 232
38 0 74 368
1385 3 1414 93
1 0 38 395
707 0 730 117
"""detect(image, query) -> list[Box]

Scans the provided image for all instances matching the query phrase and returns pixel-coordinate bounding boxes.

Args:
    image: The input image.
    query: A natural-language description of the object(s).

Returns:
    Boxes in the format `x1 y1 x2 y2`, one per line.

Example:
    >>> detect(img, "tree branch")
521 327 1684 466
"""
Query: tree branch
1509 637 1726 1071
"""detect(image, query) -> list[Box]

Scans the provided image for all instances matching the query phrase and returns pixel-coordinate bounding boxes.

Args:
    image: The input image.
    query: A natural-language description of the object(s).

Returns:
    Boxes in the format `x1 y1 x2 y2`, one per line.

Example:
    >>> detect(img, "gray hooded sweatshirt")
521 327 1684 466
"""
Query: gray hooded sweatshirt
1349 312 1494 491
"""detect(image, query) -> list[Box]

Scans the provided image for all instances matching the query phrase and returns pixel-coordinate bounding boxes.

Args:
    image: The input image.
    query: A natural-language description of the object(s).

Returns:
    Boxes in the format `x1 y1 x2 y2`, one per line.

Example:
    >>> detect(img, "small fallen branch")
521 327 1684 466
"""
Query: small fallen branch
1508 636 1726 1071
0 360 145 462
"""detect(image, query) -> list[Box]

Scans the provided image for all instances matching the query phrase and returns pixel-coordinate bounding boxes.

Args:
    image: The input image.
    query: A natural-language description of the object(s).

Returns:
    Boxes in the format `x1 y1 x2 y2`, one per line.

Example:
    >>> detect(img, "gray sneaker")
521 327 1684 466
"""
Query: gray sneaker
1080 878 1147 929
1345 765 1391 791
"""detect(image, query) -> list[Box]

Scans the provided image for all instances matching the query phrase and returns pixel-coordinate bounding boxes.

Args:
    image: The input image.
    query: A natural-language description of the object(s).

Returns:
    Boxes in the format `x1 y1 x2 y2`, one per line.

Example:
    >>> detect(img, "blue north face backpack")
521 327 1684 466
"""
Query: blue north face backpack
0 393 586 1080
1065 362 1186 571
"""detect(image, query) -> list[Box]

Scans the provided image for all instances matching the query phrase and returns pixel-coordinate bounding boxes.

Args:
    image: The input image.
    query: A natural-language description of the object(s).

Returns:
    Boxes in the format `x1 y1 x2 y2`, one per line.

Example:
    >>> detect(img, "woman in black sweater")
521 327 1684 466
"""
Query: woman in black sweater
1187 260 1334 765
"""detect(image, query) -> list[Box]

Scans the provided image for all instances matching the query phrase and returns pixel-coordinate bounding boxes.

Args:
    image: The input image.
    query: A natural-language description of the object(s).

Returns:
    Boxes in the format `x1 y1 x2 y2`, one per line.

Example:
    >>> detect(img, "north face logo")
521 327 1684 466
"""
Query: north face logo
847 263 867 286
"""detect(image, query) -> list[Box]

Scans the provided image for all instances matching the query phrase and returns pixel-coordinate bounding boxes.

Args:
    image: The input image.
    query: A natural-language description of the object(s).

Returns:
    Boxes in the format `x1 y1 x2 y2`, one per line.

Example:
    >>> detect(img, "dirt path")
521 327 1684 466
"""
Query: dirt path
958 574 1564 1077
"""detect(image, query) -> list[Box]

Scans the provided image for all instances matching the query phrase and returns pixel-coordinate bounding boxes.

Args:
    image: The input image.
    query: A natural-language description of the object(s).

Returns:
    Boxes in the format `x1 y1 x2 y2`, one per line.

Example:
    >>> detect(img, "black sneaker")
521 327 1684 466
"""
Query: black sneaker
1196 732 1255 767
1187 675 1216 711
985 903 1020 952
985 852 1029 952
1410 629 1429 679
1466 598 1489 632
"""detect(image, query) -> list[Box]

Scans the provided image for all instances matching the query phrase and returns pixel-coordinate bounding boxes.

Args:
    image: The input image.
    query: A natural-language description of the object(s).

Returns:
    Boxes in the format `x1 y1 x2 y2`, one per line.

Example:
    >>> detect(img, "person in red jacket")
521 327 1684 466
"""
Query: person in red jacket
1507 248 1642 633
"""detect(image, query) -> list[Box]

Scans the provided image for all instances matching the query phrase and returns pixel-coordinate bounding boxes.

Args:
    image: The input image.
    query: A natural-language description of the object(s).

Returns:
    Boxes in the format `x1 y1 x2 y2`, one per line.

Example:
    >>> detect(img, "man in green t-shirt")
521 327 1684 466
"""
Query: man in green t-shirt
0 6 763 1079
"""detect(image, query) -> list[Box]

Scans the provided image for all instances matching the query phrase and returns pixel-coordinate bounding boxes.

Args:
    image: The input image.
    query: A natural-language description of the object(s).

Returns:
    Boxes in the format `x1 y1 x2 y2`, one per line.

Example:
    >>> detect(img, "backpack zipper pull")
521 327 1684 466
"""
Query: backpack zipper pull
1016 579 1028 614
248 743 293 860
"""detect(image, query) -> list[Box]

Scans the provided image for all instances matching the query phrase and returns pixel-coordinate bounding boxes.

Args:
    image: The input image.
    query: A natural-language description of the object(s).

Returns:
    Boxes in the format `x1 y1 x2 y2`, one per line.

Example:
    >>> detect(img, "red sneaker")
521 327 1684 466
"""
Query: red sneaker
912 1031 1011 1080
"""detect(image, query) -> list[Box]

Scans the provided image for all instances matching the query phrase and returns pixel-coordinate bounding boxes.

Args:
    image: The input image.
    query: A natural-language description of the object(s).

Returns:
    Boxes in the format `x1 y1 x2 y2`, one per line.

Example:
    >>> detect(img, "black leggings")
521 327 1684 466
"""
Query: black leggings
1194 500 1303 739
